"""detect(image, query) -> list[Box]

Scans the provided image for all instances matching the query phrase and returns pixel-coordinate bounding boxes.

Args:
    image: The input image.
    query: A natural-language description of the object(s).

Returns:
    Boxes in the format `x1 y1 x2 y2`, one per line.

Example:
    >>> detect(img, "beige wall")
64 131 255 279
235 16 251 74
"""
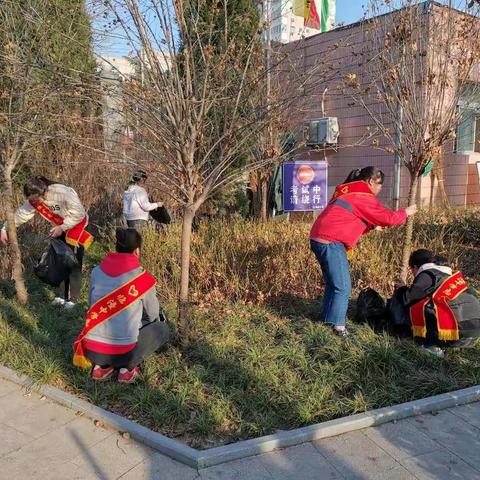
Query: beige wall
286 15 411 207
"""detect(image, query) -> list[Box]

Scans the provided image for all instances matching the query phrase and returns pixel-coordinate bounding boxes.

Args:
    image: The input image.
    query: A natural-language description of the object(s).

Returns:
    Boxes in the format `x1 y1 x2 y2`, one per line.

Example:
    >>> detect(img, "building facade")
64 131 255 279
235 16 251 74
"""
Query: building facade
285 1 480 207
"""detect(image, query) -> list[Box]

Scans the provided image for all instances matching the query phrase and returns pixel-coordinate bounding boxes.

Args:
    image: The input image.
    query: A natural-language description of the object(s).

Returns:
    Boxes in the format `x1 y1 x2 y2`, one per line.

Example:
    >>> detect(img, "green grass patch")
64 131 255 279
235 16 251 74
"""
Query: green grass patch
1 210 480 448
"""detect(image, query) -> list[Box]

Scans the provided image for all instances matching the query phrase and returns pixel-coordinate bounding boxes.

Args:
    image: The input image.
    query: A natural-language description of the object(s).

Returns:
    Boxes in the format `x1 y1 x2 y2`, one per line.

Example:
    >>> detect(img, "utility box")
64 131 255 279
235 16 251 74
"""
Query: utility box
304 117 339 146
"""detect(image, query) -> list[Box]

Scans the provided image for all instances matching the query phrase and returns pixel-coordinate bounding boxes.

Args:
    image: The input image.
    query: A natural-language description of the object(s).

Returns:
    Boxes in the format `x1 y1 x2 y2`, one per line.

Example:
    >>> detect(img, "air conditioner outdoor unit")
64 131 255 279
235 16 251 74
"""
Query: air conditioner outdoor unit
305 117 339 146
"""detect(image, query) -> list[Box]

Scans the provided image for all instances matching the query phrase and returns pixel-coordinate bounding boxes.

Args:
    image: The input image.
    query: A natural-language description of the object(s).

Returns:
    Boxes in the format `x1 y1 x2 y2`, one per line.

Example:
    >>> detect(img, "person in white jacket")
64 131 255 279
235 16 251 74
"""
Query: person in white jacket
123 170 162 229
0 176 91 309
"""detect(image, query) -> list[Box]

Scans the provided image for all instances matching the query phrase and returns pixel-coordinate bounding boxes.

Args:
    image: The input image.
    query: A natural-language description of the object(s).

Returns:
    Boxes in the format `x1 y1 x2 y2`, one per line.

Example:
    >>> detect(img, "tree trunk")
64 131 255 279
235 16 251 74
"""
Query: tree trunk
250 170 270 221
429 171 435 210
432 151 449 208
178 205 196 348
260 177 269 222
435 174 449 208
3 172 28 304
399 174 419 284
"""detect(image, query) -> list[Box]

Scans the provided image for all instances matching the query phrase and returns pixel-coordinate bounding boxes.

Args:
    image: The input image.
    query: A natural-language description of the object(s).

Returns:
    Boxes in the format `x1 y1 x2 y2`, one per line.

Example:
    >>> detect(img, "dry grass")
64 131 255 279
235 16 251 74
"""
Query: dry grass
134 207 480 305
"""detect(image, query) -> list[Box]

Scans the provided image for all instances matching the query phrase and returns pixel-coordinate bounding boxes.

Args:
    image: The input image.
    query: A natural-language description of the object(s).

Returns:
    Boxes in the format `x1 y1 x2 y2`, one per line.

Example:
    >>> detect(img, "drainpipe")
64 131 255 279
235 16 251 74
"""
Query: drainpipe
392 42 406 210
392 112 402 210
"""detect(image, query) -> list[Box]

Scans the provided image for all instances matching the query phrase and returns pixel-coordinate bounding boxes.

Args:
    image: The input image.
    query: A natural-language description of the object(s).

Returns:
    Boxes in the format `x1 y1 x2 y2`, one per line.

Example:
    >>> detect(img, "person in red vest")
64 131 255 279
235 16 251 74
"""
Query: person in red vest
393 249 480 357
310 166 417 336
73 228 170 383
0 176 93 308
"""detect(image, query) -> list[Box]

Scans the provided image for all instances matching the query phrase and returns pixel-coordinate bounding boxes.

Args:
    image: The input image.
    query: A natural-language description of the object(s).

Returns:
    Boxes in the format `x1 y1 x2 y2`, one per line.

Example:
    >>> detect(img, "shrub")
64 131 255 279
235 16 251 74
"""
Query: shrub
135 207 480 306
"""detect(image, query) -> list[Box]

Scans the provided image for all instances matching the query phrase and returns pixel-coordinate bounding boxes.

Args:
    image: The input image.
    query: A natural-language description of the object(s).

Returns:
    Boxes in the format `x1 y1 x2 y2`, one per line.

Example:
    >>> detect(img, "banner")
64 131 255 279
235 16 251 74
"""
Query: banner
283 161 328 212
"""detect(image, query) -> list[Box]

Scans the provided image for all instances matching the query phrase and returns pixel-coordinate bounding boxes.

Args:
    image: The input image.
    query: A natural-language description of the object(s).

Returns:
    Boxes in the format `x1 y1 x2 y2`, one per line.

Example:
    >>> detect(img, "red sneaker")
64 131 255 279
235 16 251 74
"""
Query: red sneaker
91 365 115 381
118 367 141 384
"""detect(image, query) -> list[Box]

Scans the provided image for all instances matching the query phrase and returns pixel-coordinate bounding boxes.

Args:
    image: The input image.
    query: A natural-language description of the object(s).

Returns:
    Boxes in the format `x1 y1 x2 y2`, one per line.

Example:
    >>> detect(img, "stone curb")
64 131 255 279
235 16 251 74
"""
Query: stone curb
1 364 479 469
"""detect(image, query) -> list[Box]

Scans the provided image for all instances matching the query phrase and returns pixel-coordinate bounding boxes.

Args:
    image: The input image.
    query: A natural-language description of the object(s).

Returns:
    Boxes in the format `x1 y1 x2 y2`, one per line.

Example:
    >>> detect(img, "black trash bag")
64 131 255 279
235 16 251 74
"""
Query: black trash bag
150 206 171 225
148 196 171 225
387 288 412 337
355 288 388 330
33 239 78 287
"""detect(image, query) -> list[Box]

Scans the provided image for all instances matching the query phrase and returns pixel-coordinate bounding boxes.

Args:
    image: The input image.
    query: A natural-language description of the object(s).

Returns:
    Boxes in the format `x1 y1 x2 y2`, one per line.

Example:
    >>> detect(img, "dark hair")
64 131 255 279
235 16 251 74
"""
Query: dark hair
131 170 148 184
432 255 450 267
344 166 385 185
23 176 56 197
115 228 142 253
409 249 433 269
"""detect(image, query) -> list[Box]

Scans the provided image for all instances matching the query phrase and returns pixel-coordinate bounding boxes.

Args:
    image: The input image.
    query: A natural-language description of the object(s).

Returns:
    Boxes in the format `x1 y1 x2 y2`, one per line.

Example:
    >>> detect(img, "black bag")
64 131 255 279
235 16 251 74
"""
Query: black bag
387 288 412 336
33 239 79 287
355 288 388 329
148 195 171 224
150 205 171 225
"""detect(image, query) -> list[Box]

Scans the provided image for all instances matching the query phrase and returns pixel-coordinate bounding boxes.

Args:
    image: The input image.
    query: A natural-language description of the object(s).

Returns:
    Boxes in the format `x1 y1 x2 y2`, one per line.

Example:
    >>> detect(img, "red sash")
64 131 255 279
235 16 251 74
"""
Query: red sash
30 200 94 250
410 271 468 341
331 181 375 201
73 270 157 369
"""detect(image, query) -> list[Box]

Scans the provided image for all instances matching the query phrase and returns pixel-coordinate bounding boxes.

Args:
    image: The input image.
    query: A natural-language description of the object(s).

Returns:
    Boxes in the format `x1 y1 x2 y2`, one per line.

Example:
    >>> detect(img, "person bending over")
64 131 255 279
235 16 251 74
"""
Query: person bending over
310 166 416 336
0 176 92 308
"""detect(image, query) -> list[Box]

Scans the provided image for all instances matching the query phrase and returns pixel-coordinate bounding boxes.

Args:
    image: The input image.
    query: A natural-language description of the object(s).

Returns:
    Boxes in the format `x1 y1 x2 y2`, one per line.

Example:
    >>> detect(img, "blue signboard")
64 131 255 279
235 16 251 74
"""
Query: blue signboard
282 161 328 212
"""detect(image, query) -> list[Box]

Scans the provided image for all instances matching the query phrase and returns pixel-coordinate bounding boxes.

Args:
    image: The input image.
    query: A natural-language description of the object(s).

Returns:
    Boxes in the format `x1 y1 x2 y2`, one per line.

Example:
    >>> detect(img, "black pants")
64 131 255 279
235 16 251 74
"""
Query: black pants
58 235 84 302
85 320 171 370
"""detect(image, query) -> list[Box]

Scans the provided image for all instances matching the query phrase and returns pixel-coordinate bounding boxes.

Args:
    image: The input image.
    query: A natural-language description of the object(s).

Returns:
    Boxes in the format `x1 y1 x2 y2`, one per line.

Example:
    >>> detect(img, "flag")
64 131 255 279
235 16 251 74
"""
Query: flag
292 0 304 17
305 0 320 29
293 0 335 33
321 0 331 32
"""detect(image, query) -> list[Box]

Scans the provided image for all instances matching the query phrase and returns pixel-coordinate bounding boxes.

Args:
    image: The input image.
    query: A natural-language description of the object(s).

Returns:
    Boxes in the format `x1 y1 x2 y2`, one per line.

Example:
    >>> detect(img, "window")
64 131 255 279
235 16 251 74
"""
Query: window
456 110 480 153
476 116 480 153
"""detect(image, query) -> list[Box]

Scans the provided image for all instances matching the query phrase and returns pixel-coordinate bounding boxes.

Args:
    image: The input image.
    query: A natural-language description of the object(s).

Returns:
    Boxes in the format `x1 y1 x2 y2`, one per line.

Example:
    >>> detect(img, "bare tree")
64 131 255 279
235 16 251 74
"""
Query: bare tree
348 0 480 281
0 2 58 304
0 0 96 303
96 0 338 344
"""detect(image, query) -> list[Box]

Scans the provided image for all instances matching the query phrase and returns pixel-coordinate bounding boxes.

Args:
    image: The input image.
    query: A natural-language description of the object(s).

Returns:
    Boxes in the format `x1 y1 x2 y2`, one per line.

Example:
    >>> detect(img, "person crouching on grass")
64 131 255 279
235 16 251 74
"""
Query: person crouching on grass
73 228 170 384
310 166 417 337
392 249 480 358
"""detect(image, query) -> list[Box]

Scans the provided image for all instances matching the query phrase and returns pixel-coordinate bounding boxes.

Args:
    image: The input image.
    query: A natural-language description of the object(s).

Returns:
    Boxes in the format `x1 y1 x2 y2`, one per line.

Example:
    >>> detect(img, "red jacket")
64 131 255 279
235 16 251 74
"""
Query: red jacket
310 181 407 249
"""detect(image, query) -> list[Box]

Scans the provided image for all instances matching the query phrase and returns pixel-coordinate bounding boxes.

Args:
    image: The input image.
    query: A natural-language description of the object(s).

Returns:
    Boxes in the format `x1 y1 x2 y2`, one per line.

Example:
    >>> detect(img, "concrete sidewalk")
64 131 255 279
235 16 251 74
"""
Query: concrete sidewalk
1 377 480 480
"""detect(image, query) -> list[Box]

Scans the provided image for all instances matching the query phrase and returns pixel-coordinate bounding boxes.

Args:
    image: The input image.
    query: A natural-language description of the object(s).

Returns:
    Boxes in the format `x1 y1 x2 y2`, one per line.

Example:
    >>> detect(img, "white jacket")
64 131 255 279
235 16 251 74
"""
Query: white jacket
2 183 86 231
123 184 158 221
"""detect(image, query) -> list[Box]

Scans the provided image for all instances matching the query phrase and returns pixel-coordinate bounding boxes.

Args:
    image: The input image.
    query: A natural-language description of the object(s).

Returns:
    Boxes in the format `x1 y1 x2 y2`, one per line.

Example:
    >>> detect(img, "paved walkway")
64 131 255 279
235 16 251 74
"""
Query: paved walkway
1 377 480 480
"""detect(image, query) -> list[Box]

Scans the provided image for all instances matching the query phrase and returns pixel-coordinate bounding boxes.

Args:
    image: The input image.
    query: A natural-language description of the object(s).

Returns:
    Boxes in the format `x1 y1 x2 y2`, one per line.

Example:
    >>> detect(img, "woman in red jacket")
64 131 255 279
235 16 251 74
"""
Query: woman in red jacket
310 166 417 336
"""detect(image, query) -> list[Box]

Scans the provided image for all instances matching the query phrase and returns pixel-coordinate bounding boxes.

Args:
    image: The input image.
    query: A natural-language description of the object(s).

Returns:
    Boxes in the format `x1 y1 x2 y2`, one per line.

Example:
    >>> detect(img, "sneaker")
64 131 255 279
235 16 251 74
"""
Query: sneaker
422 346 445 358
64 301 76 310
51 297 65 306
118 367 141 384
91 365 115 381
332 326 349 337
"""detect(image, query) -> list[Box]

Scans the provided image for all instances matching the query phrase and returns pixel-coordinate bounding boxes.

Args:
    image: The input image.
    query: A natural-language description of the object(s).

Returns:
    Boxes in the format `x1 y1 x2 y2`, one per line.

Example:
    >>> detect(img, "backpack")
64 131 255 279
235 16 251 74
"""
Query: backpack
355 288 388 330
33 239 79 287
